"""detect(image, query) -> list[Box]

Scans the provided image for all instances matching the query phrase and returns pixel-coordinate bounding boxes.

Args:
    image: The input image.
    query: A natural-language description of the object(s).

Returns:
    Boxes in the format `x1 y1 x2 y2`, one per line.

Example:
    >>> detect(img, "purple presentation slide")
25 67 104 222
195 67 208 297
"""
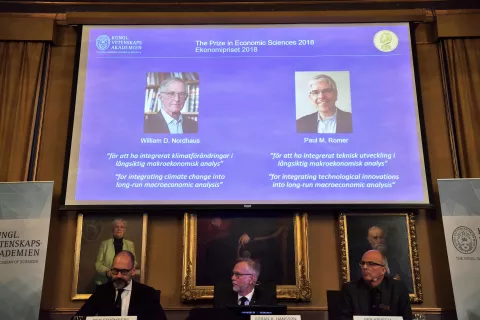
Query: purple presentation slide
65 23 429 205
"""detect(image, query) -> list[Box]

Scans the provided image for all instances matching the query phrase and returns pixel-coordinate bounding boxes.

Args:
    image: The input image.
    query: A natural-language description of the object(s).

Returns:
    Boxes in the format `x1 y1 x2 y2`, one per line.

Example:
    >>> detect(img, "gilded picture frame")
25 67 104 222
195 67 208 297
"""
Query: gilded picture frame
72 213 148 300
339 212 423 303
181 212 311 301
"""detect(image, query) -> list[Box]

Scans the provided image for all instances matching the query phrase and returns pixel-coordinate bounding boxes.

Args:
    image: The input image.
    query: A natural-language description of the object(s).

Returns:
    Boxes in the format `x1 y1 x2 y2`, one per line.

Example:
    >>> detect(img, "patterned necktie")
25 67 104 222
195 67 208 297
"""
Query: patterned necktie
115 289 124 311
239 296 248 306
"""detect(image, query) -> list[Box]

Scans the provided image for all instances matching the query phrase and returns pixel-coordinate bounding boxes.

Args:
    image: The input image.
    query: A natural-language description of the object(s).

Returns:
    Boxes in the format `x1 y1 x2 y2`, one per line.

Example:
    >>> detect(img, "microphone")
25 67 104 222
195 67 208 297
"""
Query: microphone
372 273 384 282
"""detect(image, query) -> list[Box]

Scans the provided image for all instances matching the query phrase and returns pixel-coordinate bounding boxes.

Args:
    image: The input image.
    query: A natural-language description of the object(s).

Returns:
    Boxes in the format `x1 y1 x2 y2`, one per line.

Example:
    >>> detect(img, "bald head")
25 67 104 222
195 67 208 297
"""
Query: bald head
114 250 135 268
360 250 387 287
362 250 385 265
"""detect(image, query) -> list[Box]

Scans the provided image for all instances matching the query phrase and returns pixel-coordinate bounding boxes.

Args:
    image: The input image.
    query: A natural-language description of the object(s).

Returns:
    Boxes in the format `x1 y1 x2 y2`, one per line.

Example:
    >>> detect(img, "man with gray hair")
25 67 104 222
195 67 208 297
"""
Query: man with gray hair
144 77 198 133
213 258 277 307
296 74 352 133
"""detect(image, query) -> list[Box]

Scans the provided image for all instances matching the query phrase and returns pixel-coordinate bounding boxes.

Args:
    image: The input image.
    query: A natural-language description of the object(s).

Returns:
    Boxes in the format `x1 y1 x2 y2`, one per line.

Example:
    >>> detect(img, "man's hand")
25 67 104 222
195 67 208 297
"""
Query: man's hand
238 233 251 246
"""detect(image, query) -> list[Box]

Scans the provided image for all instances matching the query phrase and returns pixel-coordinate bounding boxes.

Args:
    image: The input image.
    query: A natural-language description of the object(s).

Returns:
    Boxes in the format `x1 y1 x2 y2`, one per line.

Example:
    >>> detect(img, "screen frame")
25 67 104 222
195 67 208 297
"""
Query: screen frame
59 22 434 212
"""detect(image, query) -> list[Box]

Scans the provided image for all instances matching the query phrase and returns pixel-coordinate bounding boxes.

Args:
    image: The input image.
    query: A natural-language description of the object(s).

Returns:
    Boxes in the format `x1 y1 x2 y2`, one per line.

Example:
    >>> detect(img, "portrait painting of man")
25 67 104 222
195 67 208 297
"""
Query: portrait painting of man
339 213 423 303
72 213 147 299
195 215 296 286
181 213 311 301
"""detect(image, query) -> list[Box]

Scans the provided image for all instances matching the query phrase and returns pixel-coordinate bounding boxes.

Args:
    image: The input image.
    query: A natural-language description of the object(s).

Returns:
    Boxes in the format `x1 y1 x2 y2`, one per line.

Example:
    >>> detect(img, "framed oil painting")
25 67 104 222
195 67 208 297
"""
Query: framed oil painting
339 212 422 303
181 212 311 301
72 213 147 300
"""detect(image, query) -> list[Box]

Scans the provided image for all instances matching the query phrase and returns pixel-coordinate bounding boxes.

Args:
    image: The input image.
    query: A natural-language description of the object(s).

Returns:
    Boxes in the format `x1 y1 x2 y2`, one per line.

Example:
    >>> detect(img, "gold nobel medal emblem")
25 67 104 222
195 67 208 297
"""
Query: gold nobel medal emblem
373 30 399 52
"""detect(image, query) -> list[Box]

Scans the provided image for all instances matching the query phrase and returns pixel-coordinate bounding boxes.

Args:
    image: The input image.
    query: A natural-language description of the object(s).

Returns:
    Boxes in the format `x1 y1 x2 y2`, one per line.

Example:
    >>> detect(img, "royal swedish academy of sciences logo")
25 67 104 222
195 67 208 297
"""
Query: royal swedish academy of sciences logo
96 35 111 51
373 30 399 52
452 226 477 254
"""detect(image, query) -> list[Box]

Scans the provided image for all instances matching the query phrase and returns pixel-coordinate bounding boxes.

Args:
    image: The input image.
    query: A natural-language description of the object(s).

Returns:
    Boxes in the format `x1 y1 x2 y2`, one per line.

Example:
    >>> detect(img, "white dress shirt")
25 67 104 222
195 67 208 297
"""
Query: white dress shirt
115 280 132 316
160 108 183 134
317 109 337 133
237 288 255 306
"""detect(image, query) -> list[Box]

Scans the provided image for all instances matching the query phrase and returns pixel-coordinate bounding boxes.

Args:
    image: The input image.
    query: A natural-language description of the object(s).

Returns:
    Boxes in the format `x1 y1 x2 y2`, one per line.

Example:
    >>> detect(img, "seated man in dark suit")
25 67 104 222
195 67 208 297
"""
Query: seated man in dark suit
144 77 198 134
296 74 352 133
338 250 412 320
214 258 277 307
75 250 167 320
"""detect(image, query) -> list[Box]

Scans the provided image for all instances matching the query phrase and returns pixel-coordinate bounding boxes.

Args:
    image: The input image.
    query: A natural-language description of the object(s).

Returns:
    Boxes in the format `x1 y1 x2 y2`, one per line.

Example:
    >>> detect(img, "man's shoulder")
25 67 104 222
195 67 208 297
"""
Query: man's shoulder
182 115 199 133
145 112 166 122
144 112 168 133
337 108 352 119
255 284 277 303
297 112 318 123
144 112 165 127
385 276 408 290
94 282 114 294
183 115 198 126
341 279 364 292
132 281 157 294
343 279 362 287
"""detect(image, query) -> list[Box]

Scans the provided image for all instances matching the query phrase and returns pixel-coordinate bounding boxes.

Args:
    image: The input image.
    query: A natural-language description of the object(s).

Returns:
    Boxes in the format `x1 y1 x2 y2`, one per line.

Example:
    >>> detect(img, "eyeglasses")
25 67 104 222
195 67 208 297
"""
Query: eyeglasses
110 268 133 275
309 88 335 98
161 91 188 100
232 272 253 278
359 261 384 268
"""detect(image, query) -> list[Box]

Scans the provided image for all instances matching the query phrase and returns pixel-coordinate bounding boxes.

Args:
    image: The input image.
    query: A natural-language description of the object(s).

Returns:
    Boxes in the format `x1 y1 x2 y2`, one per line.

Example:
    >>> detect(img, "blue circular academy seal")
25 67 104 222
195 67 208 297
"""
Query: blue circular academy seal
96 35 111 51
452 226 477 254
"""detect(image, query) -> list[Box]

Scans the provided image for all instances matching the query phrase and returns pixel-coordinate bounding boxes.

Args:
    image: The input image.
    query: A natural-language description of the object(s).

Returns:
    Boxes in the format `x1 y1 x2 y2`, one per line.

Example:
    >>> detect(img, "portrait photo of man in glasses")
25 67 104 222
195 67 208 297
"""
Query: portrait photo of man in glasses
144 74 199 134
295 72 353 134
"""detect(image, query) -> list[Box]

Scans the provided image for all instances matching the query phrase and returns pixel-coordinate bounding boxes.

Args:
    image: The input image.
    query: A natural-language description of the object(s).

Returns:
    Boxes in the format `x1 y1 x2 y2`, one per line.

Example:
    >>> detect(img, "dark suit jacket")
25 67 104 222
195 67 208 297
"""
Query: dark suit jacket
75 281 167 320
213 282 277 308
338 277 412 320
144 111 198 133
350 247 414 294
296 108 353 133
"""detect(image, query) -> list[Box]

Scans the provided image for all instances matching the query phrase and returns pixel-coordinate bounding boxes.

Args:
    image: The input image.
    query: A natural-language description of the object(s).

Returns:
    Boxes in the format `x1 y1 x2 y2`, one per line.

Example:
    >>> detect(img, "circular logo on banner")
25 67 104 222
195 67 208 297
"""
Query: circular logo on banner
373 30 399 52
452 226 477 254
96 35 111 51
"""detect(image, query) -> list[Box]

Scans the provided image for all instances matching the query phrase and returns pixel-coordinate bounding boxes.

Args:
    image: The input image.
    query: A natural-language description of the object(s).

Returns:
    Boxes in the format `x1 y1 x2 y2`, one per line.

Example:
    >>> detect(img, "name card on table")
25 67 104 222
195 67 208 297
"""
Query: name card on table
86 317 137 320
354 316 403 320
251 316 301 320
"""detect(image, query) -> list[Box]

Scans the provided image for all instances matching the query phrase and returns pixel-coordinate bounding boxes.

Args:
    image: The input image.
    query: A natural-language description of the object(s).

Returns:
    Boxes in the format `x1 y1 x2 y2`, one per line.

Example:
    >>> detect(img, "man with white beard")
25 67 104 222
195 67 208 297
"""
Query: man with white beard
367 226 401 281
